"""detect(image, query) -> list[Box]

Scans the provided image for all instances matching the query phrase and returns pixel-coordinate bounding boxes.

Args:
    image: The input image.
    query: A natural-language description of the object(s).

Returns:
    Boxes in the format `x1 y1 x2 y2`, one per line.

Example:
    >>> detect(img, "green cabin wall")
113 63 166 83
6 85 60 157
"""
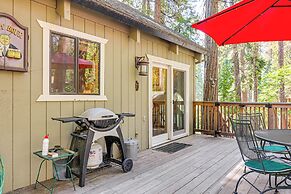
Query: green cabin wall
0 0 200 192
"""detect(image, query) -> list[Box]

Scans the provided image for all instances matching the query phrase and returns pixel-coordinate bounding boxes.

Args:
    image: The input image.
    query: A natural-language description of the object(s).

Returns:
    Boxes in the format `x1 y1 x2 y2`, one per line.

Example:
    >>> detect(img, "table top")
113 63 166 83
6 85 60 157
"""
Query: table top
33 149 75 161
255 129 291 147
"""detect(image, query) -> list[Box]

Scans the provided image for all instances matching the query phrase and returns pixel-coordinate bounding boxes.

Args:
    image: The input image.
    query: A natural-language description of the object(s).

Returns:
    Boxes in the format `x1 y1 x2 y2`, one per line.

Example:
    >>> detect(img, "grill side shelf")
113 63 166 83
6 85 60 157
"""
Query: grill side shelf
52 117 84 123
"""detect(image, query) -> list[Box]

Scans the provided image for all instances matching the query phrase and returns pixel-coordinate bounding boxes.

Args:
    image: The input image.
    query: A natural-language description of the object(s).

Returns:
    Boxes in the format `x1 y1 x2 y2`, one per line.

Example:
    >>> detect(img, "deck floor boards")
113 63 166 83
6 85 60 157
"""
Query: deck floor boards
12 135 291 194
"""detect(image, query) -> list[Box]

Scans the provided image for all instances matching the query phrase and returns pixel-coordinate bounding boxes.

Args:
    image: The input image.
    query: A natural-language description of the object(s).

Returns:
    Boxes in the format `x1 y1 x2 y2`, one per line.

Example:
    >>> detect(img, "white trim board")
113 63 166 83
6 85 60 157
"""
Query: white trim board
147 54 190 70
37 20 108 44
37 20 108 102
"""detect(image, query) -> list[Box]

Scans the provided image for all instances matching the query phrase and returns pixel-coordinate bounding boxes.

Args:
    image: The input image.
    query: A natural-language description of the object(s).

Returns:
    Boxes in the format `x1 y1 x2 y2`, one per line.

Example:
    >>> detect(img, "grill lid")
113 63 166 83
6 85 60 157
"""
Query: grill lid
80 108 118 121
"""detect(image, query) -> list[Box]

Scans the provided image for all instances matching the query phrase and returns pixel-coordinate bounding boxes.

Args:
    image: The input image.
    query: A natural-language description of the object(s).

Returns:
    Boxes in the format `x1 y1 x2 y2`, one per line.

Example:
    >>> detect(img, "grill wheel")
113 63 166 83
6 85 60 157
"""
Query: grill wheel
122 158 133 173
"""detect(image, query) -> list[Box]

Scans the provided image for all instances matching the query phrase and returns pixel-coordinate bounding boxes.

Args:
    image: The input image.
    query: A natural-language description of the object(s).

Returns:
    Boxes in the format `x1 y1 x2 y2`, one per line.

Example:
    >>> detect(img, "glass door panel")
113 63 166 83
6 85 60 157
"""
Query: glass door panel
152 67 168 137
173 69 185 135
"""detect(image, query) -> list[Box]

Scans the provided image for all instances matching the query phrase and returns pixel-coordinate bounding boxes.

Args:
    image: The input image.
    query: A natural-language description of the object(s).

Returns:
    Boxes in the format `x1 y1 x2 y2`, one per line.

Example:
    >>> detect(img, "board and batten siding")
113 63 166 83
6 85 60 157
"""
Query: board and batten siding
0 0 199 192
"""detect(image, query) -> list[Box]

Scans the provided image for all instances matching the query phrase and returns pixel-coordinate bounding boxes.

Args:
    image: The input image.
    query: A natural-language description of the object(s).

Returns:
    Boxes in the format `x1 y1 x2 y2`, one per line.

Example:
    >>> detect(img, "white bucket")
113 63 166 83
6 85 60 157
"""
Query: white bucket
87 143 103 169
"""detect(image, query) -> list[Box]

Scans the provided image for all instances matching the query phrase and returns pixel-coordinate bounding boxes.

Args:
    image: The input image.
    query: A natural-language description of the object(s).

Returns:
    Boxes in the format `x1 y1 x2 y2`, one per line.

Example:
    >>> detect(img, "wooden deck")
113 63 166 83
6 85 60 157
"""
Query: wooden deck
12 135 290 194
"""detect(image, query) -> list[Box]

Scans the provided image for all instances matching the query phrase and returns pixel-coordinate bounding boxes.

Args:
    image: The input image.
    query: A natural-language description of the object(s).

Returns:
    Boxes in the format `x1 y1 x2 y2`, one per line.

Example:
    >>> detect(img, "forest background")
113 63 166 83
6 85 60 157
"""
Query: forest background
120 0 291 103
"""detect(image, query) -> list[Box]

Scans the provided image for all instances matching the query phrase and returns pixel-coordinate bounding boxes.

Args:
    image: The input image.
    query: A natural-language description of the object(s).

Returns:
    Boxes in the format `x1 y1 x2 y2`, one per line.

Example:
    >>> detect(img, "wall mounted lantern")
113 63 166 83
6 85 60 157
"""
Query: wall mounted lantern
135 56 149 76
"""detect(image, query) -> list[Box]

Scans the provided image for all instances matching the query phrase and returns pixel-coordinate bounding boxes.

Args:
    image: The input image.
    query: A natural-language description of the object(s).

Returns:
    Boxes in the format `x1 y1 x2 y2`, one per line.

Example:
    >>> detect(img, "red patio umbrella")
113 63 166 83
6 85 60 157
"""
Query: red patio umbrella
192 0 291 46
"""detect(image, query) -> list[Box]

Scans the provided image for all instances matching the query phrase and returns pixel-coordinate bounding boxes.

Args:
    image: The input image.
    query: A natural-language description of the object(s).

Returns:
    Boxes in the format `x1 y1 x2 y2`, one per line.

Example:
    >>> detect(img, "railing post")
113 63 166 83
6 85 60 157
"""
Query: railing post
266 103 274 129
193 102 196 134
214 102 220 137
281 108 287 129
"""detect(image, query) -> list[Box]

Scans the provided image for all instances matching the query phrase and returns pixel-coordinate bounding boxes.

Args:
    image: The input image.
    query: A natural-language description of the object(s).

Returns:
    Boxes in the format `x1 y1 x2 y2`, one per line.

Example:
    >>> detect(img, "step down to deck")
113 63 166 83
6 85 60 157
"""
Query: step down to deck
153 142 192 154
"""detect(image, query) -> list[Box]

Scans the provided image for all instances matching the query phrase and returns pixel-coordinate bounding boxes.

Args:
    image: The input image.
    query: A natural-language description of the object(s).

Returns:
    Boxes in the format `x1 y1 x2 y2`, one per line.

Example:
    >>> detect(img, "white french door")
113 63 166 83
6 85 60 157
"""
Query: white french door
150 63 170 146
148 55 190 147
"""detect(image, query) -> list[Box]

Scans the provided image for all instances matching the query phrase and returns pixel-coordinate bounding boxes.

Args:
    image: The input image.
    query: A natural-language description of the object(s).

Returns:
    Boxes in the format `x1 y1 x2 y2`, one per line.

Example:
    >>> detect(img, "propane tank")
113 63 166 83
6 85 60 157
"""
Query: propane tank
87 143 103 169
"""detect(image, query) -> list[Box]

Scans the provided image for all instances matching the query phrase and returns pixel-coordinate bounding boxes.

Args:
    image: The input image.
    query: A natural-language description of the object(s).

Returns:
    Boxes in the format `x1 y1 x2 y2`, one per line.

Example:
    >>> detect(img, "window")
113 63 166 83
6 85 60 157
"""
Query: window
50 33 100 95
37 20 107 101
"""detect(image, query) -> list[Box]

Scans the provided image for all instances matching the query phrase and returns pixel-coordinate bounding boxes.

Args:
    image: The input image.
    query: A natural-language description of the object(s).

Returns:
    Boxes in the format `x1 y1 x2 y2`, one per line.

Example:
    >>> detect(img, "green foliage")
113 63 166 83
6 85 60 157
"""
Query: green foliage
121 0 134 5
218 59 236 101
259 63 291 102
257 42 291 102
218 45 236 101
119 0 201 42
243 43 265 89
163 0 200 41
195 63 204 101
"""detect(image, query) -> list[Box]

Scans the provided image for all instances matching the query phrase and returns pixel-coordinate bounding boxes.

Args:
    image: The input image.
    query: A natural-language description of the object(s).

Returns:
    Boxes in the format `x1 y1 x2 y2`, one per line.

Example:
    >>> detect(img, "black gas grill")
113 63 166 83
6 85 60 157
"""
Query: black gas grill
52 108 135 187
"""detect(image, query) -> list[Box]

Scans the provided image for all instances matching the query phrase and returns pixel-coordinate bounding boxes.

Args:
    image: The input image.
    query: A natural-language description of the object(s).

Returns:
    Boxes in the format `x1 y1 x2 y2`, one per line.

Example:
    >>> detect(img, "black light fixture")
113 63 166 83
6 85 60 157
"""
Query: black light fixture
135 56 149 76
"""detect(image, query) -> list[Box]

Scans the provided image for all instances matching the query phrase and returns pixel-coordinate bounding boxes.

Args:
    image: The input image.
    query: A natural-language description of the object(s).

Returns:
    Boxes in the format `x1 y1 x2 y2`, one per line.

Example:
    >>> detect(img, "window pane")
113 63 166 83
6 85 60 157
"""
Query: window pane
78 39 100 95
152 67 167 136
173 69 185 134
50 33 76 94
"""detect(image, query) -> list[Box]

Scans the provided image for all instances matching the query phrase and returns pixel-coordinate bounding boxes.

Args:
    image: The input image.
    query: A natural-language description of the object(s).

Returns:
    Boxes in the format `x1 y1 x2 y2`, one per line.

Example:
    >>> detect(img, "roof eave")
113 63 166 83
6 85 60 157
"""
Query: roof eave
72 0 207 54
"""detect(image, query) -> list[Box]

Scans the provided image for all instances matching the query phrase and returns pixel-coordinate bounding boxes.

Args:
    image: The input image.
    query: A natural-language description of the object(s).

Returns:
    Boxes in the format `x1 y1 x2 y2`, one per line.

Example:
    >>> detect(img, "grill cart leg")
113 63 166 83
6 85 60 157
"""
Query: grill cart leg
116 126 126 160
79 129 94 187
105 136 125 161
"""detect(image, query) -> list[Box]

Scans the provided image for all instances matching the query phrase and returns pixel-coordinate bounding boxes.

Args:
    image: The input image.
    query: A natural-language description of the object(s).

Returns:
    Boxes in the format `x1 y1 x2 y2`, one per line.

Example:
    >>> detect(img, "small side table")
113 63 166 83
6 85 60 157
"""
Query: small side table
33 149 77 193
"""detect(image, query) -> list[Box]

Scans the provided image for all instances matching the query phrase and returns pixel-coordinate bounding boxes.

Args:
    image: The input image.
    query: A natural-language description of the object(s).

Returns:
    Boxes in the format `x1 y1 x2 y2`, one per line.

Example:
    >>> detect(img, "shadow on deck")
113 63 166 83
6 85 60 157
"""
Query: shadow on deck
11 135 289 194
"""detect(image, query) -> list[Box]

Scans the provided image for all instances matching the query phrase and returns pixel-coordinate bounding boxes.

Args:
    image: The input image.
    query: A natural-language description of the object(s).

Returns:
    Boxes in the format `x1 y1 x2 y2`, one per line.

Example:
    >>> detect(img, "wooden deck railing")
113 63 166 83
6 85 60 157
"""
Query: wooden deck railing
193 101 291 137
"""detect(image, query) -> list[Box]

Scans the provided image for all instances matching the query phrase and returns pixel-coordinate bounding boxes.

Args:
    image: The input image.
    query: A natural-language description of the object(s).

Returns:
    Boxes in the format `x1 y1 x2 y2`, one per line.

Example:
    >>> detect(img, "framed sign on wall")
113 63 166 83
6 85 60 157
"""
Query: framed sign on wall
0 13 28 72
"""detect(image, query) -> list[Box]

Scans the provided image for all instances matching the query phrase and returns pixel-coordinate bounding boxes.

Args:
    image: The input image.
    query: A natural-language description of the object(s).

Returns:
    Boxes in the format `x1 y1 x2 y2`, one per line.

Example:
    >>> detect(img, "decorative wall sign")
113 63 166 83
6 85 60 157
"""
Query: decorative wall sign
0 13 28 72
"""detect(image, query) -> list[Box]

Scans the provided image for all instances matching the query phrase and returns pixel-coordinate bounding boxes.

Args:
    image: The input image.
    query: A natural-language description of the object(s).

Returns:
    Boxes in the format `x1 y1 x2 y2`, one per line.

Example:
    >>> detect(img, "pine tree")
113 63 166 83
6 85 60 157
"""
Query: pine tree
154 0 163 24
233 45 241 101
278 41 286 102
203 0 219 101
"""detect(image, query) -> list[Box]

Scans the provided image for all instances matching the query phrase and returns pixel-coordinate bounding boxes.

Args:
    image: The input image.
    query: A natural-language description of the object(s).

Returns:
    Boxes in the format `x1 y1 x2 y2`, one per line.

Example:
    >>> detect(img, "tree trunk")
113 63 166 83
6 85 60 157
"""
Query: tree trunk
253 44 259 102
202 0 219 136
278 41 286 128
240 46 248 102
203 0 219 101
233 45 241 101
278 41 286 102
154 0 162 24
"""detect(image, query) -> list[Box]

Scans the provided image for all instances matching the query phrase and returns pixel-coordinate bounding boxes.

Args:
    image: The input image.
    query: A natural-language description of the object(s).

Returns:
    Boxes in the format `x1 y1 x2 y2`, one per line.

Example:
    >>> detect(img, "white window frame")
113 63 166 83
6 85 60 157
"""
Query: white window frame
37 20 108 102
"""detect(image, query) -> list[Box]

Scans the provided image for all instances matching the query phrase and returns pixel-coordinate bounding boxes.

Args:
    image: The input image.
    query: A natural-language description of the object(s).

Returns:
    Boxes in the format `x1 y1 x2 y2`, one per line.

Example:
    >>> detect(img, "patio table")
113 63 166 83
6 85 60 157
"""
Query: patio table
255 129 291 147
255 129 291 158
255 129 291 190
33 148 76 193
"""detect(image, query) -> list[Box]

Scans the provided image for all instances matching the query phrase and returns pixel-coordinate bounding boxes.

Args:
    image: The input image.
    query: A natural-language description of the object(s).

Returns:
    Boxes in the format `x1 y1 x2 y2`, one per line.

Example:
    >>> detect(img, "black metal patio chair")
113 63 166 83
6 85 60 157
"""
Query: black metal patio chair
238 113 288 154
230 118 291 194
238 112 266 130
